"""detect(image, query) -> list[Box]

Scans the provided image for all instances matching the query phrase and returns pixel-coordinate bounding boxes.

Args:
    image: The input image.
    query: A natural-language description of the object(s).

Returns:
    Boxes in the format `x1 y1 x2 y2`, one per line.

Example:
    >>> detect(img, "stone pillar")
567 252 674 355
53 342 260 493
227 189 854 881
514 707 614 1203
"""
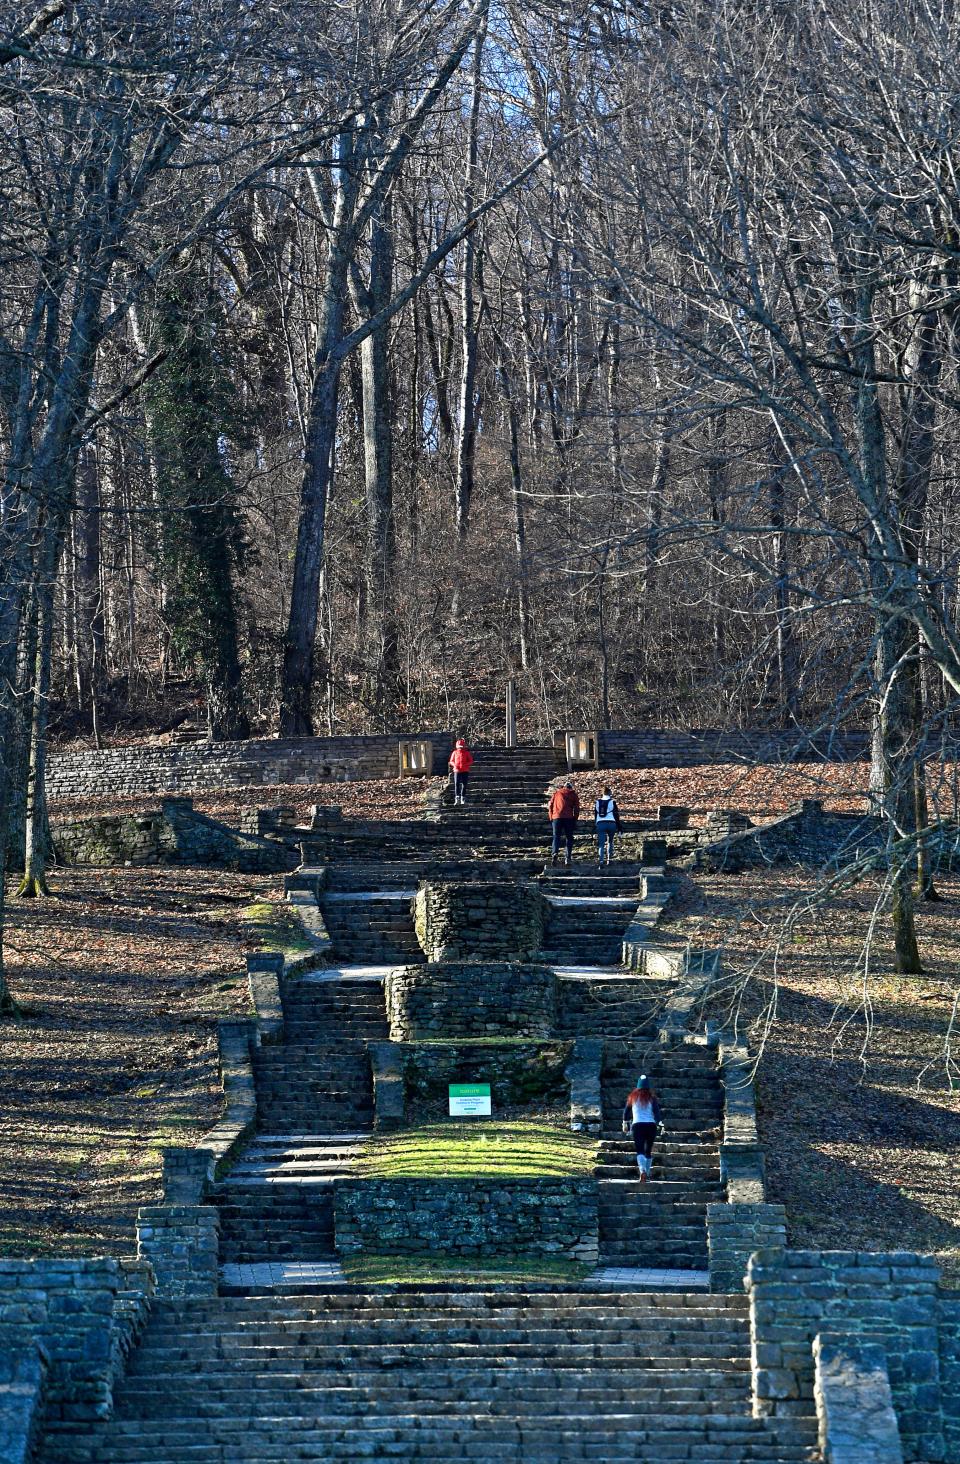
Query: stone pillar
0 1348 46 1464
137 1207 219 1298
706 1202 786 1293
161 1147 214 1205
814 1335 904 1463
246 951 284 1043
369 1042 405 1130
566 1038 603 1135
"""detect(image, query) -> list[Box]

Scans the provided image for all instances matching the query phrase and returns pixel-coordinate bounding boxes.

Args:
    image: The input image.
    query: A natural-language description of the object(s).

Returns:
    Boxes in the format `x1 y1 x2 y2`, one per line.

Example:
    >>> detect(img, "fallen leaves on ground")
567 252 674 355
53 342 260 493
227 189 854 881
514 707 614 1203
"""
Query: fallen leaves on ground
662 868 960 1280
0 867 280 1256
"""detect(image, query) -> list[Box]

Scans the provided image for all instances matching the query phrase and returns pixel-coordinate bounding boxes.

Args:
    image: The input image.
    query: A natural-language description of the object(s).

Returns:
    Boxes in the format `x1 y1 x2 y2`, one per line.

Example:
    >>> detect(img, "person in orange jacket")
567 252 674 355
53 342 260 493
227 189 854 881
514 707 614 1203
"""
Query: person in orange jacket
448 737 474 805
548 778 581 865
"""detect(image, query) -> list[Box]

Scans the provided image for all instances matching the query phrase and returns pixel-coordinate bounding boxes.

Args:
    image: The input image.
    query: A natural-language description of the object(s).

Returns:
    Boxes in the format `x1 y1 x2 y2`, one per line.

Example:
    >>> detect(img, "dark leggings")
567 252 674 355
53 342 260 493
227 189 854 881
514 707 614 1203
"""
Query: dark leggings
453 771 470 800
631 1122 657 1159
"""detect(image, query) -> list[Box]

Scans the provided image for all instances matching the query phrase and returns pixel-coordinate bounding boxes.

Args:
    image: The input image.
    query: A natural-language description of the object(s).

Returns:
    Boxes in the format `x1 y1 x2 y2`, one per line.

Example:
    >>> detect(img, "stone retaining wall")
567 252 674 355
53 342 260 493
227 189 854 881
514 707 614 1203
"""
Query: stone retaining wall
941 1293 960 1464
0 1257 154 1454
414 881 544 962
52 796 292 873
48 732 453 801
385 963 557 1039
334 1179 598 1262
747 1249 945 1462
687 801 883 874
398 1039 573 1112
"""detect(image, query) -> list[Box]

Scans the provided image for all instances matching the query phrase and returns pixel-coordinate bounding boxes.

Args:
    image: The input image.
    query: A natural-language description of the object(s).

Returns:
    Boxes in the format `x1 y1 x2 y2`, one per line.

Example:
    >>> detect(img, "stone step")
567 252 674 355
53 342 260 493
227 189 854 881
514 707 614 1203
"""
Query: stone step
110 1388 757 1420
50 1417 819 1463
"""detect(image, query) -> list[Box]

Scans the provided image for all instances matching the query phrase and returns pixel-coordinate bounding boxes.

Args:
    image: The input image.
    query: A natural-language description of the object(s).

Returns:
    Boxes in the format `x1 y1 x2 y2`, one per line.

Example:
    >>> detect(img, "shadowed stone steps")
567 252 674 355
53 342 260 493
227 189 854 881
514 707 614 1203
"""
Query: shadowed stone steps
39 1292 819 1463
319 890 422 964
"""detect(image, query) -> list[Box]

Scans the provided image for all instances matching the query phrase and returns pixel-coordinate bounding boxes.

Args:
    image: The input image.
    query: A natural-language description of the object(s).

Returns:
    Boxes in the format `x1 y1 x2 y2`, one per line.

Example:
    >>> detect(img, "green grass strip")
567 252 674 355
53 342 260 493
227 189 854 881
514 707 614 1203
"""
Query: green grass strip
359 1118 596 1179
341 1254 590 1286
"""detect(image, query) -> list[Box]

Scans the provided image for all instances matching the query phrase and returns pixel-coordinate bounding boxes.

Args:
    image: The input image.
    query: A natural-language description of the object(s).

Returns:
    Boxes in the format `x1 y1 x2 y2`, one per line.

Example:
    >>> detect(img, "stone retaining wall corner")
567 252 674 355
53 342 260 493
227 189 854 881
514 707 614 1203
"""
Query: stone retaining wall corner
136 1206 219 1298
814 1333 904 1463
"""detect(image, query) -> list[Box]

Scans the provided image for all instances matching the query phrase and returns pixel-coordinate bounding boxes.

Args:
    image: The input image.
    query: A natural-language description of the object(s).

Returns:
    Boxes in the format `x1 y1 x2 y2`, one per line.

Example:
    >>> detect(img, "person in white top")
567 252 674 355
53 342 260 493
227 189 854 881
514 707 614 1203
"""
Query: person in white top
594 784 621 867
621 1074 663 1182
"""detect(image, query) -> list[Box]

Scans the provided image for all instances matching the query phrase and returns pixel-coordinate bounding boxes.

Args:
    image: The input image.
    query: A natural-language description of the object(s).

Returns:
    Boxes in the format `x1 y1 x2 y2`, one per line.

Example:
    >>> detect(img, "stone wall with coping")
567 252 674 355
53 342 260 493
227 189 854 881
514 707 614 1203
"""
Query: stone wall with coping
136 1206 219 1298
414 881 544 962
718 1039 766 1203
161 1016 258 1206
685 801 884 874
52 796 292 872
399 1039 573 1113
747 1248 945 1462
0 1257 154 1455
814 1334 904 1463
385 962 557 1039
334 1178 598 1263
48 732 454 801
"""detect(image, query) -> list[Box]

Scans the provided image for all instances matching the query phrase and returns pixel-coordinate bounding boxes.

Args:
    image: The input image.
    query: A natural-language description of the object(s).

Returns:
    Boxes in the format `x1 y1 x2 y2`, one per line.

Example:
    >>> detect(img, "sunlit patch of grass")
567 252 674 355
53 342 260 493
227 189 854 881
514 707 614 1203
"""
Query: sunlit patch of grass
341 1253 590 1286
242 901 313 956
359 1119 596 1179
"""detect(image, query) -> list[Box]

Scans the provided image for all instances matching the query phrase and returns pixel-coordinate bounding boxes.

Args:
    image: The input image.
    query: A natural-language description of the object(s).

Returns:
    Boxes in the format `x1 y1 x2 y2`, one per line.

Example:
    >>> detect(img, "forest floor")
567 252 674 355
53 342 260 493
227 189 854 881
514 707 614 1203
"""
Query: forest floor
0 867 279 1257
659 868 960 1282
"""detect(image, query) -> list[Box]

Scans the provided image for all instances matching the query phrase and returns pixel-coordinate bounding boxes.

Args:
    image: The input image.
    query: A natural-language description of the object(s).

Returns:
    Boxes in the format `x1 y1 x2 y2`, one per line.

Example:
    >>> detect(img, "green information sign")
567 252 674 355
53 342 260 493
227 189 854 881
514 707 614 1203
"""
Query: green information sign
449 1083 492 1117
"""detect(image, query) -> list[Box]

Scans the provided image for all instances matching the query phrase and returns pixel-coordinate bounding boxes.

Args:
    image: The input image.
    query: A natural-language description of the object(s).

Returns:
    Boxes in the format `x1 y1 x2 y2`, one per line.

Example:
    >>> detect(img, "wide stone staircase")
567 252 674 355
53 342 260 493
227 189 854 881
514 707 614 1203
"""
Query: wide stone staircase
36 746 823 1464
45 1290 819 1463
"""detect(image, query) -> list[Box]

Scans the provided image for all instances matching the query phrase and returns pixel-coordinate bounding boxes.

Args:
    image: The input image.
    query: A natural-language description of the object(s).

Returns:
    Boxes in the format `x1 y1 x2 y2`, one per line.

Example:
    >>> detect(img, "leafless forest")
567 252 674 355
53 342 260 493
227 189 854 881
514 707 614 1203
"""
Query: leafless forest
5 1 960 979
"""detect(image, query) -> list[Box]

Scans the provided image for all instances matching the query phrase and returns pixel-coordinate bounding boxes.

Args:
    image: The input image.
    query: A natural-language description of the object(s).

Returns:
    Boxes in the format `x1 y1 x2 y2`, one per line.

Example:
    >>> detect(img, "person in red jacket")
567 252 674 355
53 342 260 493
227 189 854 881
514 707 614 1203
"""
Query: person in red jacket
448 738 474 805
548 778 581 866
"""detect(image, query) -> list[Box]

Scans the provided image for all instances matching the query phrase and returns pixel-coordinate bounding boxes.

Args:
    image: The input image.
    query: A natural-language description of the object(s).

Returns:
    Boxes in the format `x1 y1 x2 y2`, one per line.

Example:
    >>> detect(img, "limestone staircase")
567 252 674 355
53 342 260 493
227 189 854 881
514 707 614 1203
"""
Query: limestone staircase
35 747 823 1464
597 1042 724 1271
320 888 422 964
298 745 560 864
42 1290 820 1463
213 975 388 1267
539 866 641 965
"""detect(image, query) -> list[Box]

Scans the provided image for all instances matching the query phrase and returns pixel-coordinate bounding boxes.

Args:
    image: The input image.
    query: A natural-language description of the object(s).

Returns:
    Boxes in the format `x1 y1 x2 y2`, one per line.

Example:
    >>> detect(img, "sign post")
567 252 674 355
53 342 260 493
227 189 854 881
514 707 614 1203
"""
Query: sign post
448 1083 492 1117
505 678 517 748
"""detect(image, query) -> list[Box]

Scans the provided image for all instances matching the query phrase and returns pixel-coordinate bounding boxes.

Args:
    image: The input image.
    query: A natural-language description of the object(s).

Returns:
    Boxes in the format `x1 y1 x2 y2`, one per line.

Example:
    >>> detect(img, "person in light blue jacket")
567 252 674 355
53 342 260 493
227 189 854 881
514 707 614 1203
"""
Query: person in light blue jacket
593 784 621 867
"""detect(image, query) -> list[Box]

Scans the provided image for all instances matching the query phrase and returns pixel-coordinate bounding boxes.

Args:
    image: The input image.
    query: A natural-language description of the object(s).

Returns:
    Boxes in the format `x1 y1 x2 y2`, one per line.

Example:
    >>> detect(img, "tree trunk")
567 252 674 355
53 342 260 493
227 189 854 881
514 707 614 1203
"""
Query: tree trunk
281 353 343 735
851 270 923 973
452 25 486 580
18 523 60 898
358 193 398 726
